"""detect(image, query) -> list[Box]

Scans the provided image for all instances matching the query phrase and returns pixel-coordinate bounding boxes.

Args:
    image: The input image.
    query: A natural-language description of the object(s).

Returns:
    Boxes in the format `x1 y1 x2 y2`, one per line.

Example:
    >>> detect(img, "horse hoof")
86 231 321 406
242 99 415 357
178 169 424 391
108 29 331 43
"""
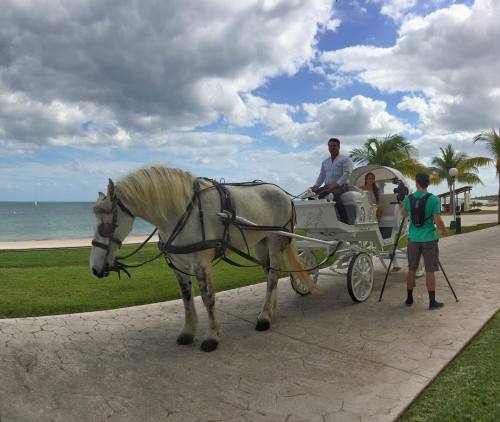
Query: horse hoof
176 333 194 345
200 339 219 352
255 320 270 331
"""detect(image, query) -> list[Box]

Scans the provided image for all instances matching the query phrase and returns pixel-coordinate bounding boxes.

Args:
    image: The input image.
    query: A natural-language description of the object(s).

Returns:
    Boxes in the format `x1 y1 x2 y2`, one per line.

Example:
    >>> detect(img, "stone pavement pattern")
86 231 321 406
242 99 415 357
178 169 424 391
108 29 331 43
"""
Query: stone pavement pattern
1 227 499 422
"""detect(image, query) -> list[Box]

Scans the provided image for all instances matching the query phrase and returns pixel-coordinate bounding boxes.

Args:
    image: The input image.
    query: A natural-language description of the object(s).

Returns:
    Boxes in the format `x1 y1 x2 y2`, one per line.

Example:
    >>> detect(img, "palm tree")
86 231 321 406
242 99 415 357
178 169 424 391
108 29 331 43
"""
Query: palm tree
350 134 427 177
429 144 493 215
473 129 500 224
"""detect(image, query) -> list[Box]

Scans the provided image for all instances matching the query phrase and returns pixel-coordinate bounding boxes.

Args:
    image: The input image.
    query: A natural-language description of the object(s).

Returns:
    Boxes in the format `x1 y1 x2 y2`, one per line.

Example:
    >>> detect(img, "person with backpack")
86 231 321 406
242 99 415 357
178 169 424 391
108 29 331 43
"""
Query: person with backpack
400 173 448 309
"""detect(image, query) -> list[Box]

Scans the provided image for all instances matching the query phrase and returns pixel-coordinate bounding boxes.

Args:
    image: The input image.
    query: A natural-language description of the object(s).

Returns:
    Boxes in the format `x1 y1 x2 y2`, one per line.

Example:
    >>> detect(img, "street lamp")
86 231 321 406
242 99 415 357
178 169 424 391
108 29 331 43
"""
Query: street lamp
449 168 461 233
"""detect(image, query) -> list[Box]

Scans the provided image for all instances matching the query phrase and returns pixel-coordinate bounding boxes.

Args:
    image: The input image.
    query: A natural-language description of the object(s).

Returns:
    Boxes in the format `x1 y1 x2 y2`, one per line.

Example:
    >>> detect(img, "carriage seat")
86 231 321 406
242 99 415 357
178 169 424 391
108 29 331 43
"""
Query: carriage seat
378 193 401 239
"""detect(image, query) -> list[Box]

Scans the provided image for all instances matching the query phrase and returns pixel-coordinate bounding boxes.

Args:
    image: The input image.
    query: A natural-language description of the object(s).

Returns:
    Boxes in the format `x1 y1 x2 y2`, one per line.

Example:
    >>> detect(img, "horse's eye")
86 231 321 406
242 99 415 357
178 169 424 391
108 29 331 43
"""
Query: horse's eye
98 223 114 237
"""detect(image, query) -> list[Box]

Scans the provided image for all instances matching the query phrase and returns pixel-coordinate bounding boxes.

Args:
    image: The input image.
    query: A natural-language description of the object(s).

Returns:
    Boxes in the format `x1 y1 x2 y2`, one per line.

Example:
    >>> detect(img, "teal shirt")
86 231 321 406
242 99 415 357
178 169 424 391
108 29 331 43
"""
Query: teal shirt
404 191 441 242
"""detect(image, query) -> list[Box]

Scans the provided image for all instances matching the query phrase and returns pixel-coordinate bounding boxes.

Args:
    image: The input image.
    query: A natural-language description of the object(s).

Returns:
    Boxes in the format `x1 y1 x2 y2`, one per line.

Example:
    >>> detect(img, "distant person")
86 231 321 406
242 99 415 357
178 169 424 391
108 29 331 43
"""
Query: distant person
310 138 353 224
400 172 448 309
359 172 382 221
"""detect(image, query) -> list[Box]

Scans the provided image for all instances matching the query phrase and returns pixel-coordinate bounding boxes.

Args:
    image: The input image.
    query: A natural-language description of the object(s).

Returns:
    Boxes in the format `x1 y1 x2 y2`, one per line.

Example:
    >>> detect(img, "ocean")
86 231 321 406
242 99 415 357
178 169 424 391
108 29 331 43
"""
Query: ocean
0 202 155 242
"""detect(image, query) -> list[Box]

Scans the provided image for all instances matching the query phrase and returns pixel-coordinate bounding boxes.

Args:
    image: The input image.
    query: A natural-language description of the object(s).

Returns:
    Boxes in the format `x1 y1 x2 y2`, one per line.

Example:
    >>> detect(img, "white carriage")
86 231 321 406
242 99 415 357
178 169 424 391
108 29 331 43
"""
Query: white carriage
290 165 422 302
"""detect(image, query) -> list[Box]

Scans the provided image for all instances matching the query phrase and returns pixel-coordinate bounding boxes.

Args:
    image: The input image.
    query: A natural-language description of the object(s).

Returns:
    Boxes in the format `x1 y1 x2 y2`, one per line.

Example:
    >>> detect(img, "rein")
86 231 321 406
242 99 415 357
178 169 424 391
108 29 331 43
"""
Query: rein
93 178 316 278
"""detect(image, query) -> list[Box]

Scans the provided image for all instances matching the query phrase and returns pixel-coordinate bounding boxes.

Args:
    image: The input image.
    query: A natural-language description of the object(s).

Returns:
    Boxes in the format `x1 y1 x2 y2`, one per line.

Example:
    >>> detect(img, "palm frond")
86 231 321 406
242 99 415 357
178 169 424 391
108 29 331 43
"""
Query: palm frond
430 143 490 185
458 156 493 170
350 148 368 164
427 166 446 184
473 130 500 175
458 172 483 185
395 159 428 178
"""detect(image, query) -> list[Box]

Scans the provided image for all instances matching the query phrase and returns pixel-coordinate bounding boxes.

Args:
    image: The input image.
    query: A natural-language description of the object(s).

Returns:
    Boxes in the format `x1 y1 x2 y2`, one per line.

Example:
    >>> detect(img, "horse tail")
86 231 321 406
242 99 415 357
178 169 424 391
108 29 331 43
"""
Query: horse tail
284 239 322 294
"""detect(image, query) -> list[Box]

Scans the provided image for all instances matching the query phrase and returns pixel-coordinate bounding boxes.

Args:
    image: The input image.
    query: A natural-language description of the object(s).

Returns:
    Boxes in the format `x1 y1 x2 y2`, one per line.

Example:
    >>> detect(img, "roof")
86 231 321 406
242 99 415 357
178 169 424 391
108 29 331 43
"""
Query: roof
437 186 472 198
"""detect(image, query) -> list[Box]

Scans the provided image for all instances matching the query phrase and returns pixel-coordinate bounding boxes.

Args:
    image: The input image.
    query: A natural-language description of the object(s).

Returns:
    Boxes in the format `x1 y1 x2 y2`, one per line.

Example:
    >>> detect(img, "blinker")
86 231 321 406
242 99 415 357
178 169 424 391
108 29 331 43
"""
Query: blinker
98 223 115 238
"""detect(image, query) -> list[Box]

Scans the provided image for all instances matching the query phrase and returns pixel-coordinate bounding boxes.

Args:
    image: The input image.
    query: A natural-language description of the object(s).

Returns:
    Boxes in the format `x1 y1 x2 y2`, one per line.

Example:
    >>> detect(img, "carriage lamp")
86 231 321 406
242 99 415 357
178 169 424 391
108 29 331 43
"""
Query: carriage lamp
449 168 460 232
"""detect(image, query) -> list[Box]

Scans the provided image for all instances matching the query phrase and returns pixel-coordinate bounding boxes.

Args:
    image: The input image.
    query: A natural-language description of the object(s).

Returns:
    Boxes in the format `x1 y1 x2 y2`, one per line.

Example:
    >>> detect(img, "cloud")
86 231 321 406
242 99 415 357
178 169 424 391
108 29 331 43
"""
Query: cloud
326 18 342 31
321 0 500 133
226 94 298 129
409 131 483 161
372 0 418 21
409 130 498 195
0 142 324 201
0 0 333 148
267 95 409 146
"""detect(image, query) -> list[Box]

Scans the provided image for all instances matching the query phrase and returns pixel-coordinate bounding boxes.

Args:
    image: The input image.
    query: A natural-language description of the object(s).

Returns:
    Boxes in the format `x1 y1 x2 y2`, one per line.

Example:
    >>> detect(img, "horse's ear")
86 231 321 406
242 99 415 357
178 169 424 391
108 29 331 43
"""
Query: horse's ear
107 179 115 199
98 192 106 201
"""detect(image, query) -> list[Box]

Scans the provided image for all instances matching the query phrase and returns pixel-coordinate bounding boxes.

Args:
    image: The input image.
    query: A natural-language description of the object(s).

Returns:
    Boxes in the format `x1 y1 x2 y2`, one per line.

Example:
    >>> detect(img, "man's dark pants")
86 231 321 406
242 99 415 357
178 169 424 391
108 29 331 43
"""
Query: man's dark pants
317 185 349 224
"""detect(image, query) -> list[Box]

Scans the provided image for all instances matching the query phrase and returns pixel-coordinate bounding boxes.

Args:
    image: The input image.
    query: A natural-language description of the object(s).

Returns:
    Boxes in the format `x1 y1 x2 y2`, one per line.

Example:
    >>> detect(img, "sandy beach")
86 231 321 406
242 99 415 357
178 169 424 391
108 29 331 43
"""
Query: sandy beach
0 234 160 251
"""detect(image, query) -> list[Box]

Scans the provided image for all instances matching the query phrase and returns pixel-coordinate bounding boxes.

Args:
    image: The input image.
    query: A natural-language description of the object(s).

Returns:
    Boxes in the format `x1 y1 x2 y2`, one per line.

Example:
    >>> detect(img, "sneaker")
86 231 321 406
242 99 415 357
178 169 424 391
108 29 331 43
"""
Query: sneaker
429 301 444 310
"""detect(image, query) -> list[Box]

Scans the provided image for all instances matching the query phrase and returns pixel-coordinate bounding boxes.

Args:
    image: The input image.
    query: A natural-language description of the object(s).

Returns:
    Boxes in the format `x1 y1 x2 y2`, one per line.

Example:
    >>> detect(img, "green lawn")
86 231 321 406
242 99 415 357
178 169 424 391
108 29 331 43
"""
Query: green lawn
0 222 497 318
0 244 267 318
399 311 500 422
443 210 498 215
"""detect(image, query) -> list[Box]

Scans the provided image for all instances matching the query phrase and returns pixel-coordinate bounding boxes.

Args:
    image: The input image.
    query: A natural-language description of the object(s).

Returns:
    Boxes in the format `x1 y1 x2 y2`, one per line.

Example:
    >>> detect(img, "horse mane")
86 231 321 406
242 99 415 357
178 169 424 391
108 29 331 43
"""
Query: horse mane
116 166 197 222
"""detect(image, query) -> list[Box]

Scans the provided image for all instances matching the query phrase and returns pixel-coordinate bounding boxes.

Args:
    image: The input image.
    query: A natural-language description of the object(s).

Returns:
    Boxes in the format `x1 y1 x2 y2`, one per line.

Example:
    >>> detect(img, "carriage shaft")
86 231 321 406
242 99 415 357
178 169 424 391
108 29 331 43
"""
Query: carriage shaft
216 212 339 247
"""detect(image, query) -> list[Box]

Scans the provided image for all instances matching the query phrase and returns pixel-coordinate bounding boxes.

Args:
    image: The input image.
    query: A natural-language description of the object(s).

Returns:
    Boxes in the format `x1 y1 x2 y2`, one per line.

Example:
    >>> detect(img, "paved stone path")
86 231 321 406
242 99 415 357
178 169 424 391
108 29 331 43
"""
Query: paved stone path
1 227 499 421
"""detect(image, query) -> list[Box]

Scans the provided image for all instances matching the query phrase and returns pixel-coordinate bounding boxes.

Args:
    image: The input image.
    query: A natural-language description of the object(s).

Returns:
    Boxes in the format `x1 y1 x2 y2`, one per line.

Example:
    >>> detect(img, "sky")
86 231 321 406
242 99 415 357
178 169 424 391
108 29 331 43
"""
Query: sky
0 0 498 201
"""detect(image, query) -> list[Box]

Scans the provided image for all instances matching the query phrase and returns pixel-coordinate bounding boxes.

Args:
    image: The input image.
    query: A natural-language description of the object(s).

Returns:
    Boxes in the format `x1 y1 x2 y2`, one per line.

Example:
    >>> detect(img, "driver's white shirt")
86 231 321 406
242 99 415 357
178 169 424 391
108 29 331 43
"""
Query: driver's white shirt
314 154 353 187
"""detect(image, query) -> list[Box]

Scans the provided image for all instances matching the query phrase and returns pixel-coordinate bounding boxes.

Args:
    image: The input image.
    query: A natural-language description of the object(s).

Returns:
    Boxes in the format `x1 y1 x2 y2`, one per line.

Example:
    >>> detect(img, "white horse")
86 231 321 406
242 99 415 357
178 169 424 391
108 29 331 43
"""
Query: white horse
90 165 318 352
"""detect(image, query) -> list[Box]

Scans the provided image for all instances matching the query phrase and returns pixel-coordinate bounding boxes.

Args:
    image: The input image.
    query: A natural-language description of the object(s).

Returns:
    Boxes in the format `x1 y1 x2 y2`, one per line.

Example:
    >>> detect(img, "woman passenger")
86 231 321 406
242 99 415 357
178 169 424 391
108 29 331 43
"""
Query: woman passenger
359 172 382 221
359 172 401 271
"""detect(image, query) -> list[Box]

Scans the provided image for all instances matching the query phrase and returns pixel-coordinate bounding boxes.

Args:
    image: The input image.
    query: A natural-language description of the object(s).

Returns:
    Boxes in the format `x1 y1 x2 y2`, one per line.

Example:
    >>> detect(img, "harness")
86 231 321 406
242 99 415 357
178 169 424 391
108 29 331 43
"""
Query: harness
159 178 296 275
92 178 296 277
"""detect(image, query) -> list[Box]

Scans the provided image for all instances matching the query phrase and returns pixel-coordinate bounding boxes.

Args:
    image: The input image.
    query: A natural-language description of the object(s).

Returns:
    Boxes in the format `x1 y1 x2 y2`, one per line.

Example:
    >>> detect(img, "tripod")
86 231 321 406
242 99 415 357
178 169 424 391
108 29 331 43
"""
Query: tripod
378 216 459 302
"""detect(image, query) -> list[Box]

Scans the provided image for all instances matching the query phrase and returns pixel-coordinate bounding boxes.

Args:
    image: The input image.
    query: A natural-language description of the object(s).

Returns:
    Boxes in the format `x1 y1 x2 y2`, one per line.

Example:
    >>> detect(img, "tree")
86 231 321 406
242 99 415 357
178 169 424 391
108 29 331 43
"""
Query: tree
429 144 492 215
473 129 500 224
350 134 427 177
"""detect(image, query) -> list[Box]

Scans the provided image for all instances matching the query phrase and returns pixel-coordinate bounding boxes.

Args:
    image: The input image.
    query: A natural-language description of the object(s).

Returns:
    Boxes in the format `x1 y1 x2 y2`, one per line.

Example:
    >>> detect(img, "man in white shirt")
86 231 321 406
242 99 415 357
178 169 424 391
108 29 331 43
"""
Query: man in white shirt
310 138 353 223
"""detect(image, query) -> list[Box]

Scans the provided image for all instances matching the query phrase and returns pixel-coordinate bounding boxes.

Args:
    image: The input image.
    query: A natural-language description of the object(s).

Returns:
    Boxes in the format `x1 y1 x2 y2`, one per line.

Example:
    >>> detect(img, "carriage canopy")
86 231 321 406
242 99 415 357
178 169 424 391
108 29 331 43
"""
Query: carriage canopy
350 165 409 188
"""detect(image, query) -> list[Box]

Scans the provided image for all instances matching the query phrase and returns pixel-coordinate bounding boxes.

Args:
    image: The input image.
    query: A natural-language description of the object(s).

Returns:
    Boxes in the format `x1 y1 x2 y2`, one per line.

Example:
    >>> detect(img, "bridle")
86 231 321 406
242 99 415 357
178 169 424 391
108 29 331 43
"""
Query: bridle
91 194 135 276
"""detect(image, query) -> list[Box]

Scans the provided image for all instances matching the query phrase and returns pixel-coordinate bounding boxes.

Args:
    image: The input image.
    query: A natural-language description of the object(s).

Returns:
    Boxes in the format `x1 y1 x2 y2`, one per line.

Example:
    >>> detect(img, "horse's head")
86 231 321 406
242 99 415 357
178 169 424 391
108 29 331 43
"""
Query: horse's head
90 179 135 278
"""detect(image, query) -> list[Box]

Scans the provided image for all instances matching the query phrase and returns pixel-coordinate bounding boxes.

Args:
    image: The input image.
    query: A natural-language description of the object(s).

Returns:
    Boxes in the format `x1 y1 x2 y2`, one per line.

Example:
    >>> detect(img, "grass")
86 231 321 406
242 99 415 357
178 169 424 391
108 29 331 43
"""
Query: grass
0 222 497 318
470 210 498 214
452 222 498 234
0 244 266 318
399 311 500 422
442 210 498 215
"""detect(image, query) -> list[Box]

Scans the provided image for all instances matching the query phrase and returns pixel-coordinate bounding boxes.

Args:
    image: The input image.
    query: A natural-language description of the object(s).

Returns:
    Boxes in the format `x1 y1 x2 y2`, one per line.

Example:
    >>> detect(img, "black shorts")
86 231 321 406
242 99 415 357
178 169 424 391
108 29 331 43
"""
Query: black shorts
407 240 439 272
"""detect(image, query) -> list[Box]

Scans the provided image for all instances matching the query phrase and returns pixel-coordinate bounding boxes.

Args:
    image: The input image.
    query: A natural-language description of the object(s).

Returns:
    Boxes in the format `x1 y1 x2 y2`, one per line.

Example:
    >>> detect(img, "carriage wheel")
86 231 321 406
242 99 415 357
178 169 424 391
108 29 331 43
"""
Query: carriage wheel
346 252 374 303
290 249 319 296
